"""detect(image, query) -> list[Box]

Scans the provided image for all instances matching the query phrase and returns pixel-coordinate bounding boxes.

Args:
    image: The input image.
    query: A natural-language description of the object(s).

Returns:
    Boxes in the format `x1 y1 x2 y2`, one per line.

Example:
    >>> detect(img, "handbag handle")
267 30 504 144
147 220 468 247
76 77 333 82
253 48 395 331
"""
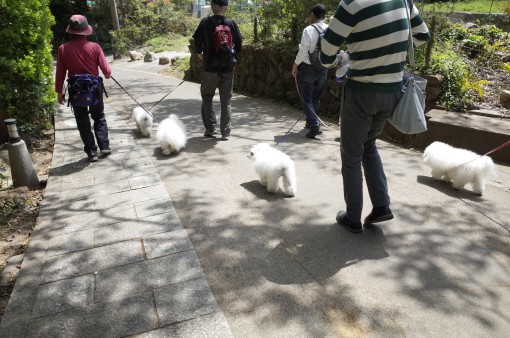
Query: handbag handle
403 0 415 71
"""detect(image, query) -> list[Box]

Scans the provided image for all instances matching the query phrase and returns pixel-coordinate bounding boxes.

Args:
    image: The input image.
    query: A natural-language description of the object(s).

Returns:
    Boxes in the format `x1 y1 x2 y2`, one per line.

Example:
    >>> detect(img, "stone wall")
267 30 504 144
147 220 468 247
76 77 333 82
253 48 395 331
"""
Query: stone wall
186 41 441 121
447 12 510 32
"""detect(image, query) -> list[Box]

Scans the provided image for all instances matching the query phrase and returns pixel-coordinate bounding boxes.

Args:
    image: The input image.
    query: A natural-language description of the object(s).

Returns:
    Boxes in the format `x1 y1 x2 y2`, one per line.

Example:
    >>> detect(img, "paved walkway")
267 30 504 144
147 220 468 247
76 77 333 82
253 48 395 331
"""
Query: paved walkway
1 56 510 337
0 104 233 337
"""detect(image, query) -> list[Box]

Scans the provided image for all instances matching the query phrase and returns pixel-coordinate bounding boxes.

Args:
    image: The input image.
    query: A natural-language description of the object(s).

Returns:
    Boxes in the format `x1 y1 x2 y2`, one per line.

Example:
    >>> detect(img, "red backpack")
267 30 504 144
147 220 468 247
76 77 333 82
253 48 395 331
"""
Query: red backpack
213 19 236 68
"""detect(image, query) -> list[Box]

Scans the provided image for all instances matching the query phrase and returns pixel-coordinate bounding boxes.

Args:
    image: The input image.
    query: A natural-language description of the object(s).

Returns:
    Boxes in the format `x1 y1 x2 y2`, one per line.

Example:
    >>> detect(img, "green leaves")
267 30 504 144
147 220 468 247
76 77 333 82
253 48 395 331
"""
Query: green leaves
0 0 55 135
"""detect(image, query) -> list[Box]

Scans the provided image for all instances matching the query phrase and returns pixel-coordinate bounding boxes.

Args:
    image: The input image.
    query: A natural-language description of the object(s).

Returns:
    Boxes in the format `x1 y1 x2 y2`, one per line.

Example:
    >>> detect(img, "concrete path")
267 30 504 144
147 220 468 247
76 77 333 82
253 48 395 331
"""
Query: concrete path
1 56 510 337
0 104 233 337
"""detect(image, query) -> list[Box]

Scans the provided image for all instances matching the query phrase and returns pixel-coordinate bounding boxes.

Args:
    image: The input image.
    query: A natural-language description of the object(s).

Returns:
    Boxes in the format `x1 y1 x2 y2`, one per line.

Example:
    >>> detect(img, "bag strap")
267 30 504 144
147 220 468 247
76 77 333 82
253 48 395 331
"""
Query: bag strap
403 0 415 71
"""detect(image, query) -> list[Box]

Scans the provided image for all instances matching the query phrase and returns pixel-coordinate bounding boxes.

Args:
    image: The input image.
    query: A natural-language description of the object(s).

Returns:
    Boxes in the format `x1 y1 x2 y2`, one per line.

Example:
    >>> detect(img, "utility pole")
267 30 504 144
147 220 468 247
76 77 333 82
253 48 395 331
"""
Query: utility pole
109 0 120 30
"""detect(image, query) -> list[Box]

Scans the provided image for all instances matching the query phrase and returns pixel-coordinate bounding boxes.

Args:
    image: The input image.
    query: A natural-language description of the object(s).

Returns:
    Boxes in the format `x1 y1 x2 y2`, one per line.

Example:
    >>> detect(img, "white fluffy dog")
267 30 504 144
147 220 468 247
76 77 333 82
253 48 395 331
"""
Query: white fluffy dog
247 143 297 197
156 114 187 155
423 141 496 195
132 107 153 137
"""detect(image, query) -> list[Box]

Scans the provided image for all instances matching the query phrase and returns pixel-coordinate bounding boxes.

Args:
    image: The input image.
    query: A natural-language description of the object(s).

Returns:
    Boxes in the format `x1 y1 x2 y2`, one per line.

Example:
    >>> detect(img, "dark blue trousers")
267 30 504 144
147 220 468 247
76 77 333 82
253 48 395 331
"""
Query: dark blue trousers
72 99 109 154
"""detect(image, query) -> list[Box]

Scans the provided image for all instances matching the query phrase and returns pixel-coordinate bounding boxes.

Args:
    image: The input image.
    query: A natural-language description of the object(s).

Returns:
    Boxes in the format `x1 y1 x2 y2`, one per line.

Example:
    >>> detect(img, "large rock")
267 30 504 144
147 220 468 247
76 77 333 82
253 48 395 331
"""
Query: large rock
129 51 143 61
500 89 510 109
144 51 158 62
159 56 170 65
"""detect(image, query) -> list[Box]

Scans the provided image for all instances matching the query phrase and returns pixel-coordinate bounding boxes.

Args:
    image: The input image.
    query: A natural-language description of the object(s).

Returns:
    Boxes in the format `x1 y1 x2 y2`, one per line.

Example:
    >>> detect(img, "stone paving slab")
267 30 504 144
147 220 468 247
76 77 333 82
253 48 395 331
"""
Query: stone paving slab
0 104 232 337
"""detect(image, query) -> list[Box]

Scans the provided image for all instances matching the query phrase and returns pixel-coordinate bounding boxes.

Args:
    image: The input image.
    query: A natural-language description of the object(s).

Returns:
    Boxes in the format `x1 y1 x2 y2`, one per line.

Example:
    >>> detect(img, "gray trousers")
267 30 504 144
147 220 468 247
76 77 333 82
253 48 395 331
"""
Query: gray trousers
340 87 401 223
200 70 234 137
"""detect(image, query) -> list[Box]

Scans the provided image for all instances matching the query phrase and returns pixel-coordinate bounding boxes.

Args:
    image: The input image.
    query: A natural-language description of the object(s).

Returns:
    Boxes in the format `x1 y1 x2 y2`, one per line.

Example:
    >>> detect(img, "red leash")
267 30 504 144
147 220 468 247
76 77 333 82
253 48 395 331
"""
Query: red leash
483 140 510 156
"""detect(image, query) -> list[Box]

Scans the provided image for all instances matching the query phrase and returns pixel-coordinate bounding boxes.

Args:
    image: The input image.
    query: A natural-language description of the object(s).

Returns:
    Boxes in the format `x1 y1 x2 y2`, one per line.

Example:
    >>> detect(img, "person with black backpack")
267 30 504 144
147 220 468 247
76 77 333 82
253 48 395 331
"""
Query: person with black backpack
291 4 328 139
55 15 111 162
192 0 243 141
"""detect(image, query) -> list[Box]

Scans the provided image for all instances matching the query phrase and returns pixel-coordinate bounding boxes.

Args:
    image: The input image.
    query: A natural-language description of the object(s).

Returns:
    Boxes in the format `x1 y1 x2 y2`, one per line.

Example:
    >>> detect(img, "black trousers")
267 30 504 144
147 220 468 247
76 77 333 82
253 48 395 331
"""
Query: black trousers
71 99 110 154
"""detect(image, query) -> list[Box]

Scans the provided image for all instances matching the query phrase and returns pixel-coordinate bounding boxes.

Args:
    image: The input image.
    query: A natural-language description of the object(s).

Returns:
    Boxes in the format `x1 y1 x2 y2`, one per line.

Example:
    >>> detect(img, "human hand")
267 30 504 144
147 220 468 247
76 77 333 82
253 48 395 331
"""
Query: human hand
198 53 203 61
291 63 298 78
57 93 65 105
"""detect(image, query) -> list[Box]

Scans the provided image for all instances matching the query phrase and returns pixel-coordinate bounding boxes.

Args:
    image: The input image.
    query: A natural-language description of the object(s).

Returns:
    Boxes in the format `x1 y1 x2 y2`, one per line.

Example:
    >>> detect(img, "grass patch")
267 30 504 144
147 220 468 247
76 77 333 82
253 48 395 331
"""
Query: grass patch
422 0 508 13
145 33 190 53
159 56 190 80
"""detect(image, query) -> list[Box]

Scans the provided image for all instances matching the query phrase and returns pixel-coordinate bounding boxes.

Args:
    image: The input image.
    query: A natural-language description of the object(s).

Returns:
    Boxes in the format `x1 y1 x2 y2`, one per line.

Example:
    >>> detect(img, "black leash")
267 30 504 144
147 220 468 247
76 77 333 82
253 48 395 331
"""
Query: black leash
274 76 331 147
110 76 185 122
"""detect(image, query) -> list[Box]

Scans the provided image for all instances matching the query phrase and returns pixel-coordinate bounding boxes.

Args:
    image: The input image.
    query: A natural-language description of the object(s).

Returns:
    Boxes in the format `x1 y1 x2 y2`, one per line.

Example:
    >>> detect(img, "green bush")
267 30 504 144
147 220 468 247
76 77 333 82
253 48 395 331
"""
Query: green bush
0 0 55 135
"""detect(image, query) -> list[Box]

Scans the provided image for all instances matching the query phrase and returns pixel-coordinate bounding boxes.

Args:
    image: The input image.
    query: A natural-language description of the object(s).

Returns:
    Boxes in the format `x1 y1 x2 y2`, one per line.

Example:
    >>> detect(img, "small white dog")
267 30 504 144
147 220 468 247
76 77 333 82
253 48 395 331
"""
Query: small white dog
423 141 496 195
132 107 153 137
247 143 297 197
156 114 187 155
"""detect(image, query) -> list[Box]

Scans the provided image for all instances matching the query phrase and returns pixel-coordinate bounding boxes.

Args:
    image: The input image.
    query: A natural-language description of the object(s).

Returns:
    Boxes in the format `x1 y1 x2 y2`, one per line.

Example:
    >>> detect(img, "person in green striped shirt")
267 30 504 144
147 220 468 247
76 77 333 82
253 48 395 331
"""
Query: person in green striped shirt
320 0 430 233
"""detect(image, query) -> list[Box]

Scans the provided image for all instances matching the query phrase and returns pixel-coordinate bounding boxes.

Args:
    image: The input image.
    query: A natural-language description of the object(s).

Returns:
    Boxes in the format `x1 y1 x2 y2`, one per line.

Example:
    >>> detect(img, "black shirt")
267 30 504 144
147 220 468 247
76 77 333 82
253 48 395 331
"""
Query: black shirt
192 15 243 73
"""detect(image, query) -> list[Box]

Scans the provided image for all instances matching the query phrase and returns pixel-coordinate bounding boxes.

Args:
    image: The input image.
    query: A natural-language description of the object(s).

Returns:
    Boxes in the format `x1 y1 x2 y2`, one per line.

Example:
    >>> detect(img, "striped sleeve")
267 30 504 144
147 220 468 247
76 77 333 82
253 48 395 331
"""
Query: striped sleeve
320 0 430 92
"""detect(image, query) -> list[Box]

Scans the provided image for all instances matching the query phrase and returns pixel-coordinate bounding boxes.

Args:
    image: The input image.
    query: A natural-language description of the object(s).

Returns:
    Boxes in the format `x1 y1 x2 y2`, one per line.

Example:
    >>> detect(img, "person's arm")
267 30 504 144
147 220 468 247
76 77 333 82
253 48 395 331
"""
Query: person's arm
232 20 243 53
192 19 206 57
55 46 67 104
320 2 351 67
410 4 430 47
292 26 313 77
97 45 111 79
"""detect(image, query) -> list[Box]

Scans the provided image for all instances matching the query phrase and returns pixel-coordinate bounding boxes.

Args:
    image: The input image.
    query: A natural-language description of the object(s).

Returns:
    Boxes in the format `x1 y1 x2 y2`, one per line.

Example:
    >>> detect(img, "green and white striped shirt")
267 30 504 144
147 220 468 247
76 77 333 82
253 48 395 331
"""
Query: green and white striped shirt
320 0 430 92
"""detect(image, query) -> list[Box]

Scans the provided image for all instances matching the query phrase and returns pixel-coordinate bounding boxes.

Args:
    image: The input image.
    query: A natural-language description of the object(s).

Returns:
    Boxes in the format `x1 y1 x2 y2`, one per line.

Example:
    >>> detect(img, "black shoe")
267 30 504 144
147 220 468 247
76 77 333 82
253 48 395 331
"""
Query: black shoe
203 130 218 137
305 121 312 129
306 126 323 138
336 210 362 233
364 206 394 224
100 148 112 156
88 150 98 162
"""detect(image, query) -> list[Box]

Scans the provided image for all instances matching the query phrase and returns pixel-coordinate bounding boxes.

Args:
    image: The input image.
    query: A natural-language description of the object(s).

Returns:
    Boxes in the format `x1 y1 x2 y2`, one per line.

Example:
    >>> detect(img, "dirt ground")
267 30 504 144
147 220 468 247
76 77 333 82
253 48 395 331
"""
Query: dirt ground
0 129 54 320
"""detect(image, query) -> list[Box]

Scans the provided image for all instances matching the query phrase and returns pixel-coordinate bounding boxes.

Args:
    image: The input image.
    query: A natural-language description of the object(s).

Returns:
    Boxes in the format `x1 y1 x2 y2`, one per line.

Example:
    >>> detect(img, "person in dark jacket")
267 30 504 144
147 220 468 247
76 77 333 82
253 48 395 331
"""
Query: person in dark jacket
192 0 243 140
55 14 111 162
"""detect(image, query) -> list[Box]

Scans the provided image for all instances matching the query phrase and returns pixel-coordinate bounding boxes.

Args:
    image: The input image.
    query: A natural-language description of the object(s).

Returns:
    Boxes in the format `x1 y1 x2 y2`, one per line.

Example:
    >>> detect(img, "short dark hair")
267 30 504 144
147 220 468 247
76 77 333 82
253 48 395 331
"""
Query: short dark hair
211 0 228 6
310 4 326 20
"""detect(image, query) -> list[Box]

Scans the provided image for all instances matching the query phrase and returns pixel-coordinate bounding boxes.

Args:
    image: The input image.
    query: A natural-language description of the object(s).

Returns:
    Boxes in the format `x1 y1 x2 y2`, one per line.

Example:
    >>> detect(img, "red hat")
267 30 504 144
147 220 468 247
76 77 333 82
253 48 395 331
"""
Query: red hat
66 15 93 35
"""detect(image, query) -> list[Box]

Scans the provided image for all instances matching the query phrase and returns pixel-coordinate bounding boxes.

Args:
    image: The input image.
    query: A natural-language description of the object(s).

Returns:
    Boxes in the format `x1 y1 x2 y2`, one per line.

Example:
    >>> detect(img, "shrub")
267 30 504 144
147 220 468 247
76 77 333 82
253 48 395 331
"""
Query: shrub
0 0 55 135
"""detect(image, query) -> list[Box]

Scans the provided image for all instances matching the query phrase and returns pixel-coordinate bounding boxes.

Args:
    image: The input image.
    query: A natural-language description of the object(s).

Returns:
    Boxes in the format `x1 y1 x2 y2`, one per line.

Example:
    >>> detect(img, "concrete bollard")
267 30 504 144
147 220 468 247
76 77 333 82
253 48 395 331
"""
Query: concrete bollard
4 119 40 188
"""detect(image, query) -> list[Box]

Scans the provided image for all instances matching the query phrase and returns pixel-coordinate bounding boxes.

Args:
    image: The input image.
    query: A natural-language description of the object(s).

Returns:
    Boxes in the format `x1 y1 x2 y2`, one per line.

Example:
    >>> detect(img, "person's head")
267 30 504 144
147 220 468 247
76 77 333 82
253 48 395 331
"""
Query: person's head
211 0 228 15
309 4 326 22
66 14 93 37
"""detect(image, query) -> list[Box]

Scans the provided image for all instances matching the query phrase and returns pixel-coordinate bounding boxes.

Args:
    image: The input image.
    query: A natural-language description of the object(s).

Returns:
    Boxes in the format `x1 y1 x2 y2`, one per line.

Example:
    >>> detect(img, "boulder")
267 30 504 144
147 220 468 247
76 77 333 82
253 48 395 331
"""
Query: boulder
159 56 170 65
144 51 158 62
501 89 510 109
129 51 143 61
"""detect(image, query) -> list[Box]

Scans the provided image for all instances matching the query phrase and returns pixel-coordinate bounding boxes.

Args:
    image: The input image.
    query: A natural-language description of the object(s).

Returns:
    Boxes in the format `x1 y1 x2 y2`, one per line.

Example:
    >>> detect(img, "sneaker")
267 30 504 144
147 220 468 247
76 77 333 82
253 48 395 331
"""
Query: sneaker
203 130 218 137
221 135 230 140
88 151 98 162
364 206 394 224
336 210 362 233
305 121 312 129
100 148 112 156
306 126 323 138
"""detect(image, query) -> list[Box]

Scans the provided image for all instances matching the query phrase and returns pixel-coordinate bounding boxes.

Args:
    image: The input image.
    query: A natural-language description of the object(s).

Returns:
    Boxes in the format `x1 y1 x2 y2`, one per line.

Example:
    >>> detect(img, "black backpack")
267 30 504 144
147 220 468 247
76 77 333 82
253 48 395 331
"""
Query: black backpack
308 24 326 69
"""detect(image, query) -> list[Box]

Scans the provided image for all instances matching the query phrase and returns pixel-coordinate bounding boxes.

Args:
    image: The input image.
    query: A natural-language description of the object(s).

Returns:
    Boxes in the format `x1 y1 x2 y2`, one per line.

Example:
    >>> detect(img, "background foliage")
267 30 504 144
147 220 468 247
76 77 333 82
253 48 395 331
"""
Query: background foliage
0 0 55 135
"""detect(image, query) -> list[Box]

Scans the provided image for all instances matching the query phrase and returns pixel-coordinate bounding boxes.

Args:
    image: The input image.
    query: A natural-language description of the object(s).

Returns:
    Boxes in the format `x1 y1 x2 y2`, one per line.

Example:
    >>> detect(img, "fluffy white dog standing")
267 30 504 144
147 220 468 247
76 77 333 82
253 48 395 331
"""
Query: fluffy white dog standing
423 141 496 195
132 107 153 137
247 143 297 197
156 114 187 155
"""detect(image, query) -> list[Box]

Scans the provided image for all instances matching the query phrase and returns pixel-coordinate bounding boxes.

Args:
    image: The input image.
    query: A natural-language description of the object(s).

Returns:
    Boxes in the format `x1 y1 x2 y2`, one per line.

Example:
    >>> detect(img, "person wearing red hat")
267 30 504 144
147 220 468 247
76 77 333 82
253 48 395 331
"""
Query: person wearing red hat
55 14 112 162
